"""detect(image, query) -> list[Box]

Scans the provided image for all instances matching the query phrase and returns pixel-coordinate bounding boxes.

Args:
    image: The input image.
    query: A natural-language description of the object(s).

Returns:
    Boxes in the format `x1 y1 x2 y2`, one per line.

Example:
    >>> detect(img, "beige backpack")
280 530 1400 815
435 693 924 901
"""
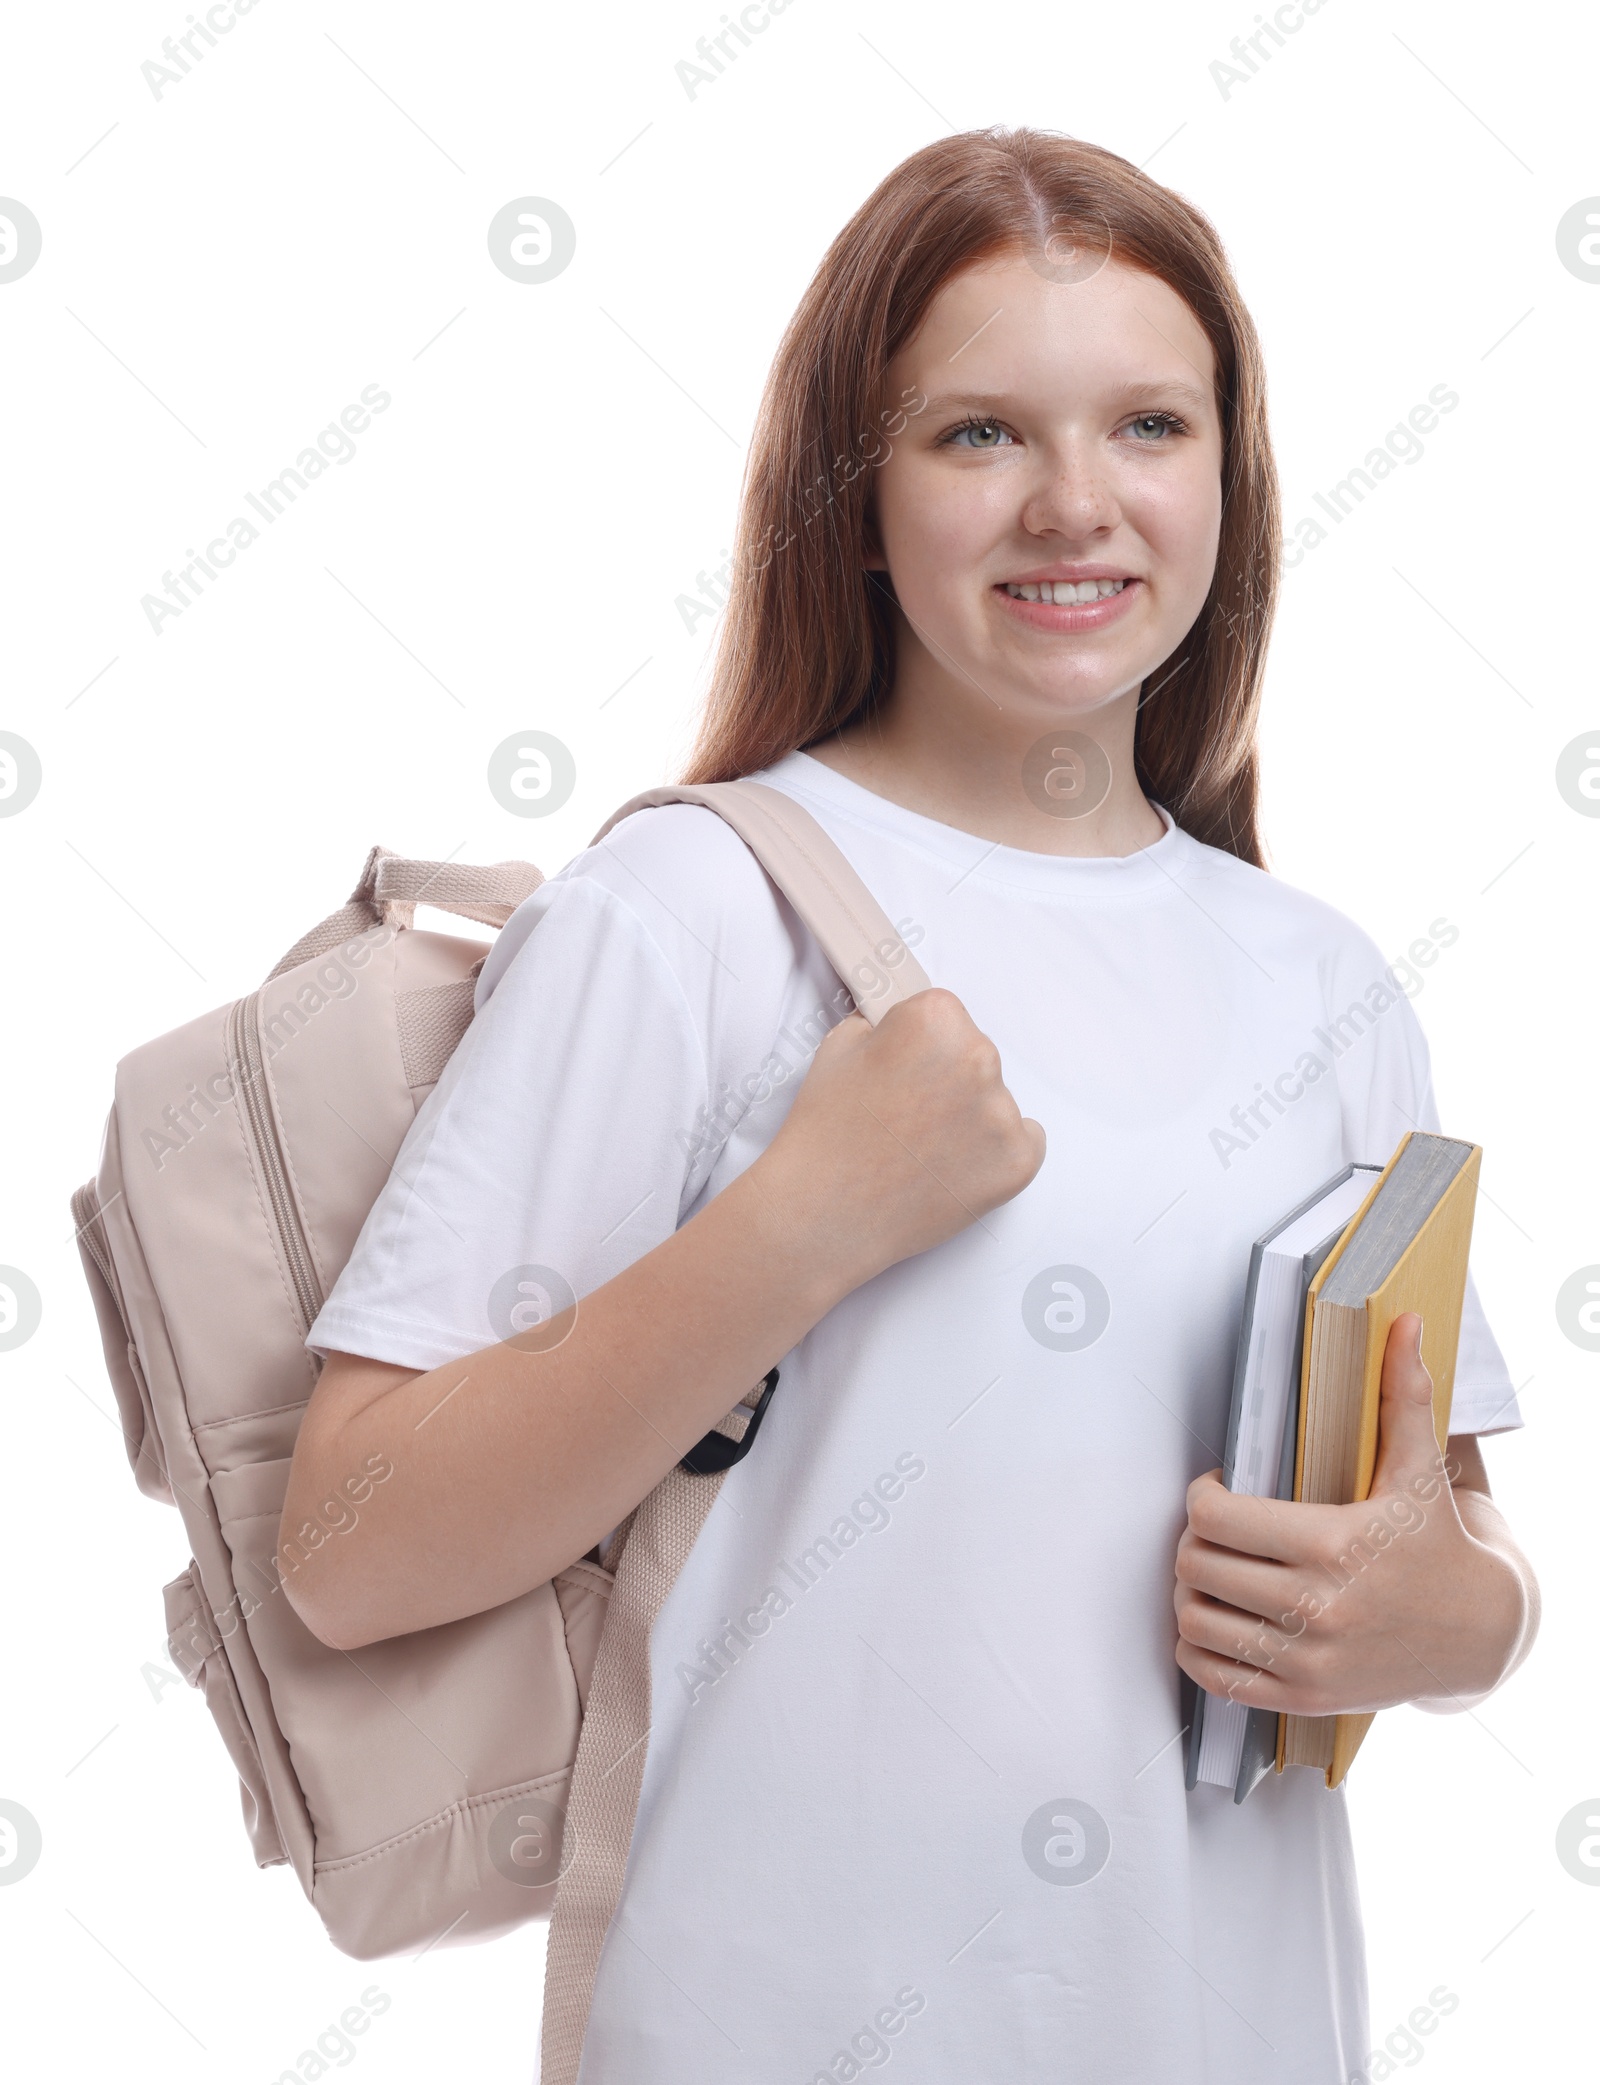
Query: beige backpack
71 778 929 2082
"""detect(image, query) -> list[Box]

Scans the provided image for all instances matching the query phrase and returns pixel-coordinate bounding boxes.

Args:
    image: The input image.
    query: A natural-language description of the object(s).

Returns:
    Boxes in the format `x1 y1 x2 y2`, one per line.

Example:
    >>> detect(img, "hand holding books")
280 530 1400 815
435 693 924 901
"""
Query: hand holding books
1178 1133 1527 1801
1175 1307 1524 1760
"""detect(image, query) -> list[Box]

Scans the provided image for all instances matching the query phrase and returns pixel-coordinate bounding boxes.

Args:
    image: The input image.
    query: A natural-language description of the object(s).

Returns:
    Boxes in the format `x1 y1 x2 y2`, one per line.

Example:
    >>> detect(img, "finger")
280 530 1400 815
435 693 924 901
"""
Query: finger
1185 1471 1346 1565
1369 1310 1451 1503
1177 1535 1303 1624
1174 1637 1293 1709
1176 1588 1295 1672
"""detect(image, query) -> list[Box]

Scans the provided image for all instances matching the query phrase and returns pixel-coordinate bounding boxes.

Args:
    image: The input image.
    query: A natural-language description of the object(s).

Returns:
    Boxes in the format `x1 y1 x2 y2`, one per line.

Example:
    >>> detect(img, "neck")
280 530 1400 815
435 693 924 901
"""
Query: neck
805 644 1166 859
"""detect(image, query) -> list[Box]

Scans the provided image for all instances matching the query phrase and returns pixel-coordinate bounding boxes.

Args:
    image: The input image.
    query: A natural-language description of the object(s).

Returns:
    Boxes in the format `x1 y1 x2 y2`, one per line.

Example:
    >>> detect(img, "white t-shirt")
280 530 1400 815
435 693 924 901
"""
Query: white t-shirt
307 750 1520 2084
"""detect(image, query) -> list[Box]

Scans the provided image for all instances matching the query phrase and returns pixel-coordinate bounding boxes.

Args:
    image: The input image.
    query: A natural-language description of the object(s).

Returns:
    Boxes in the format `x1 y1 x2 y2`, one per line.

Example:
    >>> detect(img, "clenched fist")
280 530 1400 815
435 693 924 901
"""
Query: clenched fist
756 986 1046 1289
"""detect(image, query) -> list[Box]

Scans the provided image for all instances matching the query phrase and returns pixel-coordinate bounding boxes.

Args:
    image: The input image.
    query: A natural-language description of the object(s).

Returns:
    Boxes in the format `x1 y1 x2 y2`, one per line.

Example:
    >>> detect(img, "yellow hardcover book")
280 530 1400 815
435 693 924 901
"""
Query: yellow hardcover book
1274 1131 1482 1787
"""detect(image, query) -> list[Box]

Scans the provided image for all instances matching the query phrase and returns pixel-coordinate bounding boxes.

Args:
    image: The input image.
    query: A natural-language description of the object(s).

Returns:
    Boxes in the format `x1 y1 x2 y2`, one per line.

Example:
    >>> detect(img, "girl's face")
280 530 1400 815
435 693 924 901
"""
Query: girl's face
865 248 1225 729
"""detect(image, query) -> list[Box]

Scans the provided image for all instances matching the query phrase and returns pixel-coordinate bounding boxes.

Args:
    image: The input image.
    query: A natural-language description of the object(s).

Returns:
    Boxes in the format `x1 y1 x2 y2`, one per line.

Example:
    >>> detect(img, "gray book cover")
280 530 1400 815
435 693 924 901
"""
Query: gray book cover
1185 1162 1380 1804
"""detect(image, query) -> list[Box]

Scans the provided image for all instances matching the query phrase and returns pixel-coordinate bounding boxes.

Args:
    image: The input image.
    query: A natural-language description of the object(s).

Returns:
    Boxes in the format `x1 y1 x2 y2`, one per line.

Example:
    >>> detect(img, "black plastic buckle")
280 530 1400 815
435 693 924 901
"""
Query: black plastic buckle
679 1367 779 1475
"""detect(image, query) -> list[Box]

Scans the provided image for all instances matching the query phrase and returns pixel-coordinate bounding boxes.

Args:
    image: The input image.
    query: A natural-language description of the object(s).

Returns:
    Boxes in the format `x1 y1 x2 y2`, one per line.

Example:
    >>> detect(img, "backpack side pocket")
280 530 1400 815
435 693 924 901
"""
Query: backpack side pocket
72 1176 172 1503
163 1562 287 1867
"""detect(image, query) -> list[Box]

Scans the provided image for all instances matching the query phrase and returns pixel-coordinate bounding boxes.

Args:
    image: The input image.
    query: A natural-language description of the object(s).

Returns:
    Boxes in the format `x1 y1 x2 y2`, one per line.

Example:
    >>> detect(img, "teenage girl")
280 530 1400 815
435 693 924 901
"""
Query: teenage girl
283 128 1538 2082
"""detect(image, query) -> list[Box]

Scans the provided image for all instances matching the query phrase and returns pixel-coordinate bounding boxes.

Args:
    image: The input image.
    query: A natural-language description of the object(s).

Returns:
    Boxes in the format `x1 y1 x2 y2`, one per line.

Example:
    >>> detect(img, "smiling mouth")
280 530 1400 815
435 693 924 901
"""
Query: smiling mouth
1001 578 1130 604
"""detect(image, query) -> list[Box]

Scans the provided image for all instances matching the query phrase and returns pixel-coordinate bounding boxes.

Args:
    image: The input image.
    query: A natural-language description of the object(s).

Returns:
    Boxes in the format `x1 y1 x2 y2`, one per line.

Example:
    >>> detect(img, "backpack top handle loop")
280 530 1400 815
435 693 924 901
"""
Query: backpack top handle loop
370 852 544 931
263 846 543 981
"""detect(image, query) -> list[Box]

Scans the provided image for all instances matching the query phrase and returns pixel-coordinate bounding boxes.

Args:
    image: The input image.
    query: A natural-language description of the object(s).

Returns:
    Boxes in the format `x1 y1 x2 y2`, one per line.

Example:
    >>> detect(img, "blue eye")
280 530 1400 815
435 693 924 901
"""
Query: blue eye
938 407 1191 450
1127 410 1187 441
941 415 1013 449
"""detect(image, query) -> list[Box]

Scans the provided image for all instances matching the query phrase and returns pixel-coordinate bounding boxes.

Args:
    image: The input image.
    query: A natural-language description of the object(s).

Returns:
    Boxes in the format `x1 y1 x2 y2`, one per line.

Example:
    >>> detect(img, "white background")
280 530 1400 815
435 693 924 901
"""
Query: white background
3 0 1596 2077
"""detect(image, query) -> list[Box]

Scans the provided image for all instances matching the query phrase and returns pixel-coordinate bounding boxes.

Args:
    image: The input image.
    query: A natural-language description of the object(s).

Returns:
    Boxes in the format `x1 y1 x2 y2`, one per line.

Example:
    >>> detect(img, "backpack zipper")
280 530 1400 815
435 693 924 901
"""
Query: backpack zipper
227 993 324 1333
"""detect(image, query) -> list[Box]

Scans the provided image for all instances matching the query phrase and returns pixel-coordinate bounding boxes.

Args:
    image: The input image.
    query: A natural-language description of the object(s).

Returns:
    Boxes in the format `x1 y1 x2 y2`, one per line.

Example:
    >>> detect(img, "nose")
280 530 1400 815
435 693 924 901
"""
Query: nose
1019 435 1124 542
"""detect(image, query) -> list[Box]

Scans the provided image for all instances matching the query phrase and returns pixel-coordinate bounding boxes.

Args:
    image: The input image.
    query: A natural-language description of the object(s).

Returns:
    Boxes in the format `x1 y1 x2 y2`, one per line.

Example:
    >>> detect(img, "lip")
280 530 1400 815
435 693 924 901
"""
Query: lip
993 575 1142 632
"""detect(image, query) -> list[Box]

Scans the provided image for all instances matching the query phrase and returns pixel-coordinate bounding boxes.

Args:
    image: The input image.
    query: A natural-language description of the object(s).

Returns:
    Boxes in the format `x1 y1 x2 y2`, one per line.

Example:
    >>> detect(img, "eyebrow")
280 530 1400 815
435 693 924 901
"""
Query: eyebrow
918 377 1214 416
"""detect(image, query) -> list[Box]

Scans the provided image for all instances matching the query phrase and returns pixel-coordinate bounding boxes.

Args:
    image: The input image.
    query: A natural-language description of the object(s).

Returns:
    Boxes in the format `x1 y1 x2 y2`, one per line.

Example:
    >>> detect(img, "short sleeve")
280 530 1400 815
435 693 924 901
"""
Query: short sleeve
1320 931 1523 1435
304 872 710 1372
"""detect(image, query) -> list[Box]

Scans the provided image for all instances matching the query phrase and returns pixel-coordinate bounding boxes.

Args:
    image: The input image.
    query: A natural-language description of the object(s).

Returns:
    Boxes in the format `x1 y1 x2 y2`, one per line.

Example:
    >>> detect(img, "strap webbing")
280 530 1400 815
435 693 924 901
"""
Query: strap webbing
372 854 544 926
538 1406 755 2085
589 779 932 1026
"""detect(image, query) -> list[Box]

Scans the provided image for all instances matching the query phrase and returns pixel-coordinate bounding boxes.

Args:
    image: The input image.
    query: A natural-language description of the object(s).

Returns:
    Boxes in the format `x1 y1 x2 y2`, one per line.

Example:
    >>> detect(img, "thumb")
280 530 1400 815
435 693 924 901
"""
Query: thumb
1369 1310 1446 1500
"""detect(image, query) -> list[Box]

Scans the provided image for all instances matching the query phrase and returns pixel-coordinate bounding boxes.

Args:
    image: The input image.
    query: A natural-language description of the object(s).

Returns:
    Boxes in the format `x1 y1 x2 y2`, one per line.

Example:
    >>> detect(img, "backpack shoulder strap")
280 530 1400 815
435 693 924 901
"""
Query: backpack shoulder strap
589 777 932 1024
541 778 933 2080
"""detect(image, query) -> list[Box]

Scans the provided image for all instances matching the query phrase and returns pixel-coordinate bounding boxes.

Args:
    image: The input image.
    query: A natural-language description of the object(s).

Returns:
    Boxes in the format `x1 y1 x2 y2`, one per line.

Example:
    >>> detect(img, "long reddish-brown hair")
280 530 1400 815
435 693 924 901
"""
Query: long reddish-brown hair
680 126 1278 866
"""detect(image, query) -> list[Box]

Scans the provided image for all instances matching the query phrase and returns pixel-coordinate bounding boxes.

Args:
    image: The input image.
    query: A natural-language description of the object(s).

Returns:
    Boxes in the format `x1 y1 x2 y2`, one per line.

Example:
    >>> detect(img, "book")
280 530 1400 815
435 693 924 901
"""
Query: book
1186 1163 1380 1803
1279 1130 1481 1785
1187 1131 1482 1801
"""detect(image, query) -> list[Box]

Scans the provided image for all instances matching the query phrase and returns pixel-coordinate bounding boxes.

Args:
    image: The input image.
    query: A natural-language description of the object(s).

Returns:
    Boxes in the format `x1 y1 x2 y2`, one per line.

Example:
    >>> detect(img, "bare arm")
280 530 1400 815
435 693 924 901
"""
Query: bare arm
280 988 1044 1650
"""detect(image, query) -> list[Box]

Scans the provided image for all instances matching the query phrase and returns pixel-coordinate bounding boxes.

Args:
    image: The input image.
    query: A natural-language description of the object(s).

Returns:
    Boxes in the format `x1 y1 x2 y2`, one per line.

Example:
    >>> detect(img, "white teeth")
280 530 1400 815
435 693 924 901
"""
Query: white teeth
1005 578 1127 604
